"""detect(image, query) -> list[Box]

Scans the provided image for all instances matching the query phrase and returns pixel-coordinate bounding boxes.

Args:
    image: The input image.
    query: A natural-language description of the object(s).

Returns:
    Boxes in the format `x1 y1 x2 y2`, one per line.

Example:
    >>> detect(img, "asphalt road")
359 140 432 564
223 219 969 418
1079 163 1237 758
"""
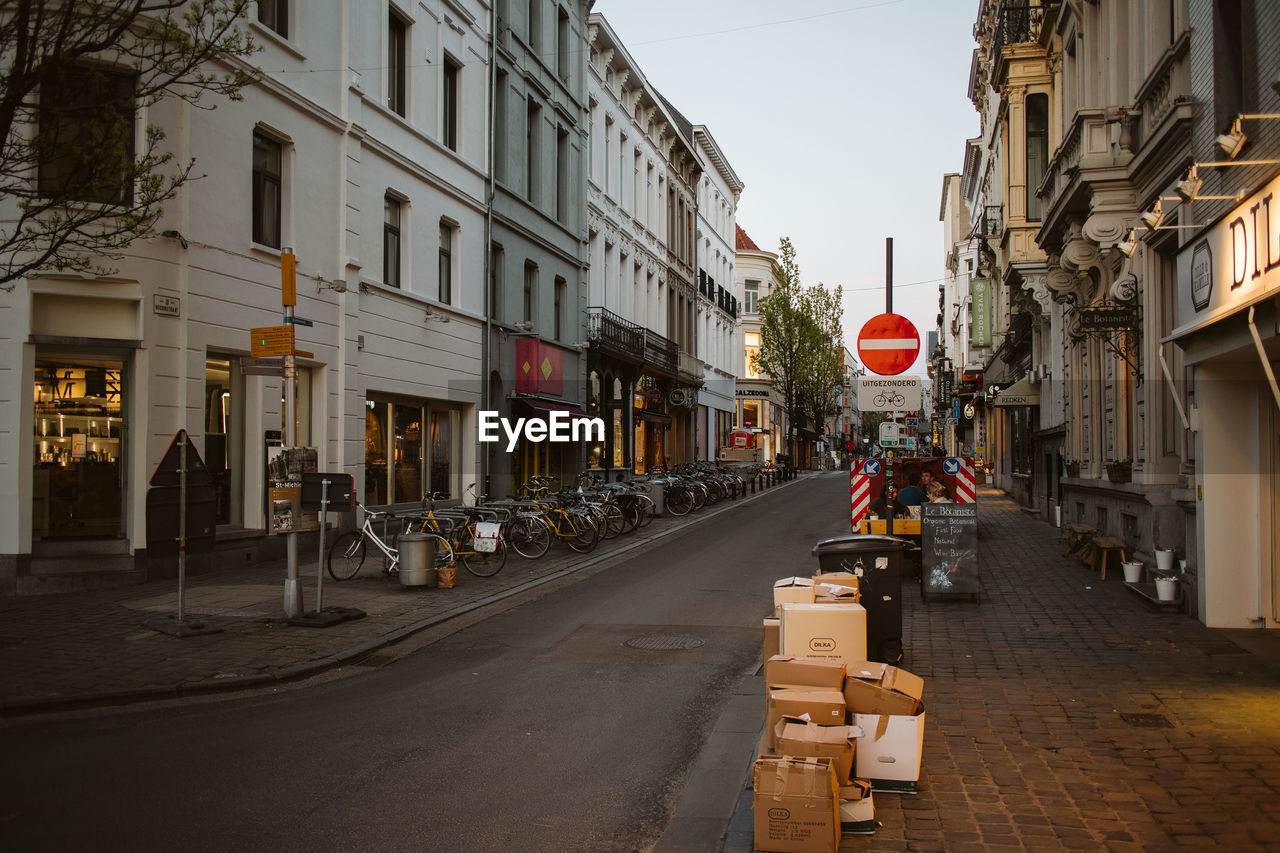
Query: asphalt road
1 473 849 852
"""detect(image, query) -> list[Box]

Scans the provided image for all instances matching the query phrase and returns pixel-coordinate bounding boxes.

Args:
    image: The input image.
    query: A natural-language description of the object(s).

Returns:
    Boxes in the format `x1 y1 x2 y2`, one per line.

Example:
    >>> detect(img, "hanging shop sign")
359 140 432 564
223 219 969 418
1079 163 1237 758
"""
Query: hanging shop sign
1076 305 1137 333
970 278 991 348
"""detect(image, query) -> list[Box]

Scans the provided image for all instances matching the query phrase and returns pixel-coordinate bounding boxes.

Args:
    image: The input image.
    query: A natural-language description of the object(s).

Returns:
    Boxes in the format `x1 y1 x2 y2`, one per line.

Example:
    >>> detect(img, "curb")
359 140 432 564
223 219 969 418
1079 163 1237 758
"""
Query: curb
3 472 815 717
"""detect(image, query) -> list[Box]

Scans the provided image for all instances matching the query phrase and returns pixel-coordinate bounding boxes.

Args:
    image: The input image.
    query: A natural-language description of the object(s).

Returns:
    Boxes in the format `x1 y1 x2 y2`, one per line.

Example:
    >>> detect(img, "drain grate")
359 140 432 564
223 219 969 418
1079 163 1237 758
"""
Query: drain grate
1119 712 1173 728
624 633 705 651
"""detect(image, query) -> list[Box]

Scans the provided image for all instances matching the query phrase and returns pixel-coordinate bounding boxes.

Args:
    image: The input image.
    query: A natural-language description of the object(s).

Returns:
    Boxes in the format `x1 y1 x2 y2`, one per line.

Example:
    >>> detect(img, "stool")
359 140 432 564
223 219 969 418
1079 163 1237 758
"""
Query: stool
1064 523 1097 558
1090 536 1127 580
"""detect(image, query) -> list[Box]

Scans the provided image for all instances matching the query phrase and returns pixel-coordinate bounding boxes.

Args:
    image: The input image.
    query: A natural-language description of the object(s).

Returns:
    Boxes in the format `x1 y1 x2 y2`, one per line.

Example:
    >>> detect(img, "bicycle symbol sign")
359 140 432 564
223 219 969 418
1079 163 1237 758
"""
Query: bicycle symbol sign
871 391 907 409
862 459 882 476
943 458 961 475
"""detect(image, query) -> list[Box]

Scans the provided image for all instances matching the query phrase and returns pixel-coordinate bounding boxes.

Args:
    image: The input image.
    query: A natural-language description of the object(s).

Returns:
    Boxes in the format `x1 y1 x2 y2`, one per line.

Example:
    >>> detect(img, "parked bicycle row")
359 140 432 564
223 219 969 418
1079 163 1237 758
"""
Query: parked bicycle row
324 461 786 584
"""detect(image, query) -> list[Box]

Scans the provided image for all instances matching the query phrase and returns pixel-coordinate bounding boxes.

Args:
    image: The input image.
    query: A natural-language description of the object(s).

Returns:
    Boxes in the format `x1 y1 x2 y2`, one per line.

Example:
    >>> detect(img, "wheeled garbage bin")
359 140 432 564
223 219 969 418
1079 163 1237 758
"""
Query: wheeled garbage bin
397 532 437 588
811 535 914 664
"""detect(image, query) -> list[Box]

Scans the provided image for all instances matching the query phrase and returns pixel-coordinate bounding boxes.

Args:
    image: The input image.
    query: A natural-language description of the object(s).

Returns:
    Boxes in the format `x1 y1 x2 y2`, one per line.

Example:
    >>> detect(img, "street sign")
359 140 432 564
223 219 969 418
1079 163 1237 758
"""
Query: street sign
879 421 901 447
905 416 919 427
284 316 314 327
861 459 882 476
251 324 295 357
240 356 286 376
857 376 923 412
943 457 961 475
857 313 920 376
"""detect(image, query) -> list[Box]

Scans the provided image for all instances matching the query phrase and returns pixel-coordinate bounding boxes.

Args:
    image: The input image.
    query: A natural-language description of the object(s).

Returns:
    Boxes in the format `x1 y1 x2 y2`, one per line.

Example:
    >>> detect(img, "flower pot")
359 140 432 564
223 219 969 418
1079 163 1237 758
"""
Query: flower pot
1155 578 1178 602
1106 463 1131 484
1122 561 1144 584
1155 549 1177 574
1065 464 1080 478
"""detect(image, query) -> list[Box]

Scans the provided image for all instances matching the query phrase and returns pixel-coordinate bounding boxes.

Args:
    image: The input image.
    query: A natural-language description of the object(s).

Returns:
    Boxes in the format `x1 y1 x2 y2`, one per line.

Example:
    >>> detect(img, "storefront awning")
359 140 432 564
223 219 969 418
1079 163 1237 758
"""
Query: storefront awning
993 375 1040 407
635 409 672 426
516 398 590 419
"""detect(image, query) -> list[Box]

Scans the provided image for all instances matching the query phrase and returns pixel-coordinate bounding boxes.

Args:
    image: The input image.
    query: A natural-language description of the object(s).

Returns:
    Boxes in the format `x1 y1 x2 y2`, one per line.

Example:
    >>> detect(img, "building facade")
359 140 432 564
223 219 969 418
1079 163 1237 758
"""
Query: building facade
734 226 787 462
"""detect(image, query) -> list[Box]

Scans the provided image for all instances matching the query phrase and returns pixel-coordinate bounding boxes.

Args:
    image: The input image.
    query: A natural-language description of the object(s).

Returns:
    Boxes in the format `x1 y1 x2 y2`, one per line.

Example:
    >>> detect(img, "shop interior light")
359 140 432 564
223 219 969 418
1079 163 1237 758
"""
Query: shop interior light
1140 199 1166 230
1216 117 1247 159
1175 166 1202 202
1116 229 1138 258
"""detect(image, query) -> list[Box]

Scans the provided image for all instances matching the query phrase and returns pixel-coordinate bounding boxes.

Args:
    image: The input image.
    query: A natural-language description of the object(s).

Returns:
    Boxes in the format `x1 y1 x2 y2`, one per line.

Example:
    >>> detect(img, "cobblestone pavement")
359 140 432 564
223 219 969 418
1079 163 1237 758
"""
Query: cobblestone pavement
0 478 800 715
724 487 1280 852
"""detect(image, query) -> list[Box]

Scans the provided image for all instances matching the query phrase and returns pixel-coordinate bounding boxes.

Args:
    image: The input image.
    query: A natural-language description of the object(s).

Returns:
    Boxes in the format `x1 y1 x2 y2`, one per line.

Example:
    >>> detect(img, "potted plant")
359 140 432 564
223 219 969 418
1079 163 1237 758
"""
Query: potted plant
1121 560 1144 584
1105 458 1132 483
1153 563 1180 602
1155 547 1177 575
1064 459 1081 478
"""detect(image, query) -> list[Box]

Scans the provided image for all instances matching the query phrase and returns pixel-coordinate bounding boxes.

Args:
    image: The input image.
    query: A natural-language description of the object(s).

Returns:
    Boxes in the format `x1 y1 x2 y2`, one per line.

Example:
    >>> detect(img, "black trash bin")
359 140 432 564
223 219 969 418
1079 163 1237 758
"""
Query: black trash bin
811 535 914 664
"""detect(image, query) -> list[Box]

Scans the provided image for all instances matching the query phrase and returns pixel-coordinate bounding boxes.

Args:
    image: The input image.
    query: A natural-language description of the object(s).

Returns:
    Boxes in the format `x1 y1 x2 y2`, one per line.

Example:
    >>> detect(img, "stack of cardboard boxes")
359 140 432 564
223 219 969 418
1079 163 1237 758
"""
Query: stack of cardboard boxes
754 573 926 853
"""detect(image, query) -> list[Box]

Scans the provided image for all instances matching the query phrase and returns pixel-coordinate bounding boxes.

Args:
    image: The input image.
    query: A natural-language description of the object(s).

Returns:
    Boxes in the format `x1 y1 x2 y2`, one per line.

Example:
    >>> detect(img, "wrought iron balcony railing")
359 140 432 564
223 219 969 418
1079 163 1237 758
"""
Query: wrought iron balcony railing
994 5 1043 53
644 329 678 375
585 307 644 361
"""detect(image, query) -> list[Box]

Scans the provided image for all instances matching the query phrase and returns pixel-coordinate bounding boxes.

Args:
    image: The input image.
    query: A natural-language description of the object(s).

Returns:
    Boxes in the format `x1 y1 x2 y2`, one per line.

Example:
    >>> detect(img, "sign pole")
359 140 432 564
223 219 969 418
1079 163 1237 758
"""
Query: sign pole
886 237 893 315
315 478 328 613
282 248 302 618
177 433 187 623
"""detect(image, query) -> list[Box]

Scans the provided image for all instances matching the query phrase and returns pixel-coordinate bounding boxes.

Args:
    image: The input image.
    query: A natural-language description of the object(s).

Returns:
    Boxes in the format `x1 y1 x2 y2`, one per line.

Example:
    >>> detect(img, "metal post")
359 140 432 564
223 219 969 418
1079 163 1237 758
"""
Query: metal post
282 326 301 617
315 478 328 613
177 433 188 623
886 237 894 315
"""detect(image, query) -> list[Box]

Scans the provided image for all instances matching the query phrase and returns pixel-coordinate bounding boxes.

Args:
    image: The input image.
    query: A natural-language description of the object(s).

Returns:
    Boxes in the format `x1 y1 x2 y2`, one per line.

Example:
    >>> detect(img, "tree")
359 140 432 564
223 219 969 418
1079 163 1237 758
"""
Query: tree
797 283 845 452
751 237 805 460
0 1 259 286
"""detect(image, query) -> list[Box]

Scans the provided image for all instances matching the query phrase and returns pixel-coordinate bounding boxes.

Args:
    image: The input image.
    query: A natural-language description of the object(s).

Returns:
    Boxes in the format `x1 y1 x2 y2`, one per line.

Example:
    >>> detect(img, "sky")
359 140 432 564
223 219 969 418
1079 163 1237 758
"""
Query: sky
595 0 981 376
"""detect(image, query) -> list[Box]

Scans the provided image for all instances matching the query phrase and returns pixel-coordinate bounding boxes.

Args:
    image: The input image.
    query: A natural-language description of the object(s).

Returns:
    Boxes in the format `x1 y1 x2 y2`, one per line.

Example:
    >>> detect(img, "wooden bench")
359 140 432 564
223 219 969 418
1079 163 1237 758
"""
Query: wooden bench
1089 536 1127 581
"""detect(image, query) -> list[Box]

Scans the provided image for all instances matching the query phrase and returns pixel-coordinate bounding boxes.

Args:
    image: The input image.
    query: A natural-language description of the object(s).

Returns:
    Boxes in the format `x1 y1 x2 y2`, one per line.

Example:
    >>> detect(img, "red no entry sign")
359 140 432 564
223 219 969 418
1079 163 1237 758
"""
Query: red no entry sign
857 313 920 375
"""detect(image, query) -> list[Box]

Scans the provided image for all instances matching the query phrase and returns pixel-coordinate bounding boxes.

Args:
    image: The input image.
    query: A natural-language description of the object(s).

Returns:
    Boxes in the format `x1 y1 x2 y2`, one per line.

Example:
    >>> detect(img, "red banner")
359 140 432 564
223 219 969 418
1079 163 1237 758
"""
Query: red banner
514 340 564 396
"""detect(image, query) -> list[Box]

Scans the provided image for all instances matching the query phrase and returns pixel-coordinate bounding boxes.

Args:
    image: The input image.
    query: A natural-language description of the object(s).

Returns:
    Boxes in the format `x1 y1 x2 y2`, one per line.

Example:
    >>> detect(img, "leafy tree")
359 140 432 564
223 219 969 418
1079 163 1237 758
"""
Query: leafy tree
797 283 845 449
0 1 259 286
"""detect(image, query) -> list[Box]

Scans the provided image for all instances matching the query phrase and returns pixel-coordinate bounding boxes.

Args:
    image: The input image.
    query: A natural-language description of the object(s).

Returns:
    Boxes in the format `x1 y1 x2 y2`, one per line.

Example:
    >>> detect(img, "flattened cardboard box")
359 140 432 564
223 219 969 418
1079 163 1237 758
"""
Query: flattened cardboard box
838 781 875 835
763 617 780 665
766 689 847 749
765 655 847 691
774 576 816 615
842 661 926 717
779 602 868 666
813 581 860 604
774 716 862 786
752 756 841 853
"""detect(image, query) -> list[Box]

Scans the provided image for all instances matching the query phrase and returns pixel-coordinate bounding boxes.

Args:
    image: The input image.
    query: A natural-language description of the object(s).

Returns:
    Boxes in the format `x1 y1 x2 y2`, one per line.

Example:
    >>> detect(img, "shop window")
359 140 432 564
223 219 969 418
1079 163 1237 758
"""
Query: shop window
39 64 137 205
429 408 458 499
365 398 461 506
365 401 389 505
33 355 126 541
205 354 243 525
394 403 423 503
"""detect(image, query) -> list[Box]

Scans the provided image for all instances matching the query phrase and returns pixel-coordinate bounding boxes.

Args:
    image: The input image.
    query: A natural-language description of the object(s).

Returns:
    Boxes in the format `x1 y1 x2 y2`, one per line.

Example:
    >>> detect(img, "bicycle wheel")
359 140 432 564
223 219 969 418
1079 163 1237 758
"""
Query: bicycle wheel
428 533 455 570
565 511 599 552
327 531 366 581
634 494 656 528
666 486 692 516
508 514 551 559
618 499 641 533
460 532 507 577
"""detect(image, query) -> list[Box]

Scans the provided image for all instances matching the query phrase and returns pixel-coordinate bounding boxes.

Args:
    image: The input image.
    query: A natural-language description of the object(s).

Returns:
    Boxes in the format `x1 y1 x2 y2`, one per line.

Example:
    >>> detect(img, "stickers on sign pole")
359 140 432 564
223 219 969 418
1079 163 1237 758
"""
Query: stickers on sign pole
856 313 921 376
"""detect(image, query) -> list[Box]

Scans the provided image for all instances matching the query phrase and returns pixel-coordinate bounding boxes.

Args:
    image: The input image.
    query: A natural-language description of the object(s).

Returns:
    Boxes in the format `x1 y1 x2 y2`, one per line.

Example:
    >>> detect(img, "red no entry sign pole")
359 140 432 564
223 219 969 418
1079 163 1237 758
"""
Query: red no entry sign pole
857 313 920 375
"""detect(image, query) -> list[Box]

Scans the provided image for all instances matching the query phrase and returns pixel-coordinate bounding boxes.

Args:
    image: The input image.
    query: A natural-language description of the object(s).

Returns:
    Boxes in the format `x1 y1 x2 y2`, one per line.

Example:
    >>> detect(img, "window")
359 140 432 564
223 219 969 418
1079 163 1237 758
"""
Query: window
527 98 540 202
744 279 760 314
490 243 504 322
556 126 569 222
439 220 454 304
1213 0 1246 133
524 261 537 324
257 0 288 36
554 276 566 340
388 9 408 117
204 354 242 525
442 55 460 151
557 6 571 81
384 195 402 288
527 0 541 50
252 130 282 248
495 72 508 182
1026 93 1048 222
38 64 137 205
744 331 761 379
365 398 462 505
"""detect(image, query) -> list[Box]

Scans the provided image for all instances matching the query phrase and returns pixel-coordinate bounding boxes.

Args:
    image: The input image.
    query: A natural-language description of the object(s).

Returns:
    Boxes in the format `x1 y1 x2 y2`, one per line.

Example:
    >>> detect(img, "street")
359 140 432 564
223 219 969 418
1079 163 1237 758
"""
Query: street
0 474 839 852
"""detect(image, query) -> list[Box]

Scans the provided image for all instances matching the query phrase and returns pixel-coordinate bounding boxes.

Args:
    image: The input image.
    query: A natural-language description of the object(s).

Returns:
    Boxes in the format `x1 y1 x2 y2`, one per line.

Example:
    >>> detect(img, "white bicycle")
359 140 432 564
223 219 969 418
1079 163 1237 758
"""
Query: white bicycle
327 504 455 581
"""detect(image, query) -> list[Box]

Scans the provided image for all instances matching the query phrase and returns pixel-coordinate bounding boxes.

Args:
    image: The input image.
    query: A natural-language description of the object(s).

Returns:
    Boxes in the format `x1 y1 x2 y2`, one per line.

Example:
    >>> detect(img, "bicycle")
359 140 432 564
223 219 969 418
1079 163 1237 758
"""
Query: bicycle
872 391 906 409
409 491 508 578
327 504 455 582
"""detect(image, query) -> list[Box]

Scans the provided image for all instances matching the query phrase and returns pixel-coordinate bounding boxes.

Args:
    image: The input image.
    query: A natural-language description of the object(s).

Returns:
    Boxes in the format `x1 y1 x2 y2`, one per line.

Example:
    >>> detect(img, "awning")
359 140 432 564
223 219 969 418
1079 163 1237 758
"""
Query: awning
635 409 672 426
993 375 1040 407
516 398 590 419
797 427 819 441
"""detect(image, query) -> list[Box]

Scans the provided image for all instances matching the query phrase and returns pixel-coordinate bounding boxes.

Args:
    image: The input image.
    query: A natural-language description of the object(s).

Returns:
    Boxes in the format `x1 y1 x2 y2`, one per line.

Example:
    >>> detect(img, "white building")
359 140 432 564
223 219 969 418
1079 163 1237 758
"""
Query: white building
9 2 492 591
733 226 786 462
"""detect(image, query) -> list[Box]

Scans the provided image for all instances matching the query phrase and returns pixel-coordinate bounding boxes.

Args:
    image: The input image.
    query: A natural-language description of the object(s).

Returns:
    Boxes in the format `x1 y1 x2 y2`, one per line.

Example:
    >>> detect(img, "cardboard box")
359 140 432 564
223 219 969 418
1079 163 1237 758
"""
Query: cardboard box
765 655 847 691
766 689 847 748
812 570 860 589
813 581 860 604
763 617 780 665
838 781 875 835
752 756 841 853
842 662 925 717
779 603 867 666
774 716 861 785
774 576 816 614
853 709 926 793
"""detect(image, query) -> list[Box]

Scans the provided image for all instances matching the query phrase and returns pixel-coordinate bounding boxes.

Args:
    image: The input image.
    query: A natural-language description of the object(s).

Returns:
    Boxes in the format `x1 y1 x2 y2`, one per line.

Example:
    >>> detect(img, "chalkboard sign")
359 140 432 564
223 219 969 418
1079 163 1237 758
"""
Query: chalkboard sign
921 503 979 598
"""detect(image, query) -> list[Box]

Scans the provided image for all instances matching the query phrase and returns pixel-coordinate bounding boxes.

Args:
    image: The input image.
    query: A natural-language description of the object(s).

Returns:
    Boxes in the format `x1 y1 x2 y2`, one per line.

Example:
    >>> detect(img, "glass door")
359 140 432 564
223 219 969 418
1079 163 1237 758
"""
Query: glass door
33 355 126 540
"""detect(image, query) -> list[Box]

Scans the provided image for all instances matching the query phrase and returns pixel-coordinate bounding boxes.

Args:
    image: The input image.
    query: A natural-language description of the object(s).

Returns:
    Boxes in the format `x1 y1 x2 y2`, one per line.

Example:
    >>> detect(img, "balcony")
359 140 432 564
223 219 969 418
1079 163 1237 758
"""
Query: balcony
678 350 704 383
993 5 1044 53
585 307 644 363
643 329 678 376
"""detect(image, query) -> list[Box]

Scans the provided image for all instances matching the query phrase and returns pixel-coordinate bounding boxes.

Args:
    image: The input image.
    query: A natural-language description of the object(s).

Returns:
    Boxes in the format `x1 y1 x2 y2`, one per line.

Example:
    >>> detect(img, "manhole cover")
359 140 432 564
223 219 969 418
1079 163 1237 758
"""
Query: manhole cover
624 633 705 651
1119 712 1173 728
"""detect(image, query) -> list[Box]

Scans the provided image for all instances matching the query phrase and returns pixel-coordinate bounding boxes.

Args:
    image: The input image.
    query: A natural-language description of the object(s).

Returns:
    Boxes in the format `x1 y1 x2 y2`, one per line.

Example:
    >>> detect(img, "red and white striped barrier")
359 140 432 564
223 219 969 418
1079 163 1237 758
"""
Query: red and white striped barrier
849 459 884 531
953 458 976 503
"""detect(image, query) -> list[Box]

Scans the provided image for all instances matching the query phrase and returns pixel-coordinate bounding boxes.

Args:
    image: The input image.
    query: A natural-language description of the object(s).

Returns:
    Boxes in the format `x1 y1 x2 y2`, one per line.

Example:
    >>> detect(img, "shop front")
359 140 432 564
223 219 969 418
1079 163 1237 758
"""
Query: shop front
365 396 465 508
1169 170 1280 628
633 374 672 474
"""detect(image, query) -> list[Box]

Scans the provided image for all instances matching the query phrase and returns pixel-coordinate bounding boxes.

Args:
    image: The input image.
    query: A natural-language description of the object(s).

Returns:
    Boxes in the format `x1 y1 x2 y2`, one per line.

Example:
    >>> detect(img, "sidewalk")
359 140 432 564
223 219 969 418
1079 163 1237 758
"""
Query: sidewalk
0 478 803 716
722 487 1280 852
